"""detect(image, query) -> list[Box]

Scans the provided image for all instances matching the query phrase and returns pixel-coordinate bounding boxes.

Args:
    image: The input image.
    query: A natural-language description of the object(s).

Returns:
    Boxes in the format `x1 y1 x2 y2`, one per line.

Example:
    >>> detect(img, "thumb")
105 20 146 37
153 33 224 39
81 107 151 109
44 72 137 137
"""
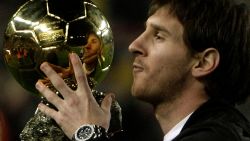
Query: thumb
101 93 114 113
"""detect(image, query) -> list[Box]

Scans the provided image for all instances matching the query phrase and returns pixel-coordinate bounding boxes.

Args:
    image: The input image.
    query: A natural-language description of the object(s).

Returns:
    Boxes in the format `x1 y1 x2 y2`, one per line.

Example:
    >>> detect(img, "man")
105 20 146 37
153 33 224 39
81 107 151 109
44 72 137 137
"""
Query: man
82 32 102 75
35 0 250 140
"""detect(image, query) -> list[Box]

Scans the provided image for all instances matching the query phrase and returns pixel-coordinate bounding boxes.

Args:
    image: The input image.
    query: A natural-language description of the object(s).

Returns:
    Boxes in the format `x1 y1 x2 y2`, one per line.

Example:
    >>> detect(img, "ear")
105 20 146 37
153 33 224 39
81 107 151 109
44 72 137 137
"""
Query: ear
192 48 220 78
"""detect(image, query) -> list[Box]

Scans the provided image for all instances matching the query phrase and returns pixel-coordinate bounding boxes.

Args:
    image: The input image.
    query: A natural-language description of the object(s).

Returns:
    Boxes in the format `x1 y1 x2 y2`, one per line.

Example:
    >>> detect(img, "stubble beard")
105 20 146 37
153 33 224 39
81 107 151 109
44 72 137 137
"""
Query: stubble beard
131 66 191 108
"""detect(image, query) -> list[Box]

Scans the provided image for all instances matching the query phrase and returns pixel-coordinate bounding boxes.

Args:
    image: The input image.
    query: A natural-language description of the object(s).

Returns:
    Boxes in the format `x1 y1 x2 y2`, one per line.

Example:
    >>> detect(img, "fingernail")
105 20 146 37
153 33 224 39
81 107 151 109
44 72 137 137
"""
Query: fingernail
70 53 77 60
40 62 48 72
35 81 43 90
110 94 115 101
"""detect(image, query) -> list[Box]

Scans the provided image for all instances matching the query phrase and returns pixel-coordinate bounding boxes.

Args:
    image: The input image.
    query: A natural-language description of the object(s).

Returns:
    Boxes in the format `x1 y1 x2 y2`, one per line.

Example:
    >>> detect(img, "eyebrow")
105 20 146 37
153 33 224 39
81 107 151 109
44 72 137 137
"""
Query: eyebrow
145 21 172 36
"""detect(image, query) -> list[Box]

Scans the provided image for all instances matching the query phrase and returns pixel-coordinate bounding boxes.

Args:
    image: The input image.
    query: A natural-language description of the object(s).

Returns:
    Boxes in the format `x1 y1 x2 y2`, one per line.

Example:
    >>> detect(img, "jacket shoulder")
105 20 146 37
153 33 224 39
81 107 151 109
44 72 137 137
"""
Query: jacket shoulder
174 100 250 141
174 120 250 141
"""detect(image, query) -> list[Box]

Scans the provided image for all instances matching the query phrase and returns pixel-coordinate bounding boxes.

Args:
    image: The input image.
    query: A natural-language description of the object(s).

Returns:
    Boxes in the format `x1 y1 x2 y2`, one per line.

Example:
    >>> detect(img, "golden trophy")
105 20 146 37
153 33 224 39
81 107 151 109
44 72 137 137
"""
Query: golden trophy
2 0 122 140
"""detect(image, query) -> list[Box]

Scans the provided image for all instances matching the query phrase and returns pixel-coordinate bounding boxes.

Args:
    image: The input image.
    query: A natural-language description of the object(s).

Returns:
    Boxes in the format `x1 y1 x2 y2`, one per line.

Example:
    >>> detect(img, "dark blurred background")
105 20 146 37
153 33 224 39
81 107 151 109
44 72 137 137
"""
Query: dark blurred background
0 0 250 141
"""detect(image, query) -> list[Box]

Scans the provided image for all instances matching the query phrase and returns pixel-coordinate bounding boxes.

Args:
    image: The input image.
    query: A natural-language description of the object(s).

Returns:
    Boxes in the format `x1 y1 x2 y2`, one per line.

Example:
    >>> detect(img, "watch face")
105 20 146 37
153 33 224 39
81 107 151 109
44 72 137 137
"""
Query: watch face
76 125 94 141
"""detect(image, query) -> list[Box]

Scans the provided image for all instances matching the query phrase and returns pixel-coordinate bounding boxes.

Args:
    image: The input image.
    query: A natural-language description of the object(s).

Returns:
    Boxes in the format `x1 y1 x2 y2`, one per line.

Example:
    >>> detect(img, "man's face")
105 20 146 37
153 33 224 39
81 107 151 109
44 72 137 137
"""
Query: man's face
129 6 195 104
83 33 101 63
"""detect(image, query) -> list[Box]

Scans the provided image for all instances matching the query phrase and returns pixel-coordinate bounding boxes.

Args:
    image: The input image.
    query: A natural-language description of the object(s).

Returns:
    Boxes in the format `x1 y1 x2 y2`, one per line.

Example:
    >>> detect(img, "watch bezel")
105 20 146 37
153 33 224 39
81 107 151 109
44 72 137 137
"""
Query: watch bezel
74 124 95 141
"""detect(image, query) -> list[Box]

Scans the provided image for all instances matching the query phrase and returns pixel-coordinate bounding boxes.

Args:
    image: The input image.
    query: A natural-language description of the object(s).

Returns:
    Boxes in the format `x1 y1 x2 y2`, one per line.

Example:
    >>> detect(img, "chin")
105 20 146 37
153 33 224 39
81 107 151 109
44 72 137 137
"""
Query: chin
131 87 143 99
131 87 164 106
131 87 150 102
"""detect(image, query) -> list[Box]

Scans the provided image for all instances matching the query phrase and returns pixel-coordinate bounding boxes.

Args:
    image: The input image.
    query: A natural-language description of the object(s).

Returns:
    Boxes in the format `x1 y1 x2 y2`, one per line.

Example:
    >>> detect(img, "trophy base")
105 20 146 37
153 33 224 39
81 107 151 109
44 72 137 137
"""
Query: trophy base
20 110 70 141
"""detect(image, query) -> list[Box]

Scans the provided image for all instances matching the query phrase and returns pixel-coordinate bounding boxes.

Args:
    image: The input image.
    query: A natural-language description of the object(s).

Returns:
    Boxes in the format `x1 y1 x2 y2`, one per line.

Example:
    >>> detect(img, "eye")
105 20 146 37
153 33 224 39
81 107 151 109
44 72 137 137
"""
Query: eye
154 31 164 41
91 39 98 44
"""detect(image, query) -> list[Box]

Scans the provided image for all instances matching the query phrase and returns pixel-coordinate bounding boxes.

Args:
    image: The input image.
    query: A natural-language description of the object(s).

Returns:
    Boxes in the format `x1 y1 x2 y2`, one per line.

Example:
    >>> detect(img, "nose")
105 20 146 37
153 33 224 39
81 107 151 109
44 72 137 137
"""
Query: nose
128 33 146 56
85 43 91 50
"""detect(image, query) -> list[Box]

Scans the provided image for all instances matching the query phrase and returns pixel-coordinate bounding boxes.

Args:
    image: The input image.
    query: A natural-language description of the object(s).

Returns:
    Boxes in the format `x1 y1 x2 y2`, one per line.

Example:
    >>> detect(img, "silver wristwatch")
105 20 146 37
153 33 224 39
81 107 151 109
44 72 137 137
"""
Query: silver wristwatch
72 124 107 141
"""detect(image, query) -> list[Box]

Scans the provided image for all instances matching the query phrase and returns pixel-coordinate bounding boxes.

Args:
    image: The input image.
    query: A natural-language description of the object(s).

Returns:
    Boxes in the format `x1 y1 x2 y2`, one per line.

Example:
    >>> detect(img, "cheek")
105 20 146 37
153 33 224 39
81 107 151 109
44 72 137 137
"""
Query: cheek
93 45 100 52
146 50 190 85
147 51 170 75
147 63 168 88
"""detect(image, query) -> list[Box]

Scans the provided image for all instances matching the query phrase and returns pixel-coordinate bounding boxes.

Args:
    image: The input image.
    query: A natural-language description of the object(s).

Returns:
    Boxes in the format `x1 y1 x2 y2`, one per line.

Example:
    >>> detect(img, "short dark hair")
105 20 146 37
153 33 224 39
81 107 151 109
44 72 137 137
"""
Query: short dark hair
149 0 250 104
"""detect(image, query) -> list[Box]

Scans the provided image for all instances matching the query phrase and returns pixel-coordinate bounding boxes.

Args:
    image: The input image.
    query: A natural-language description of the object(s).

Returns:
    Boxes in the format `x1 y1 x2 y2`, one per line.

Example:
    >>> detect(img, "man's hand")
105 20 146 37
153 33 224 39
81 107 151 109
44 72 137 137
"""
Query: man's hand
35 53 113 139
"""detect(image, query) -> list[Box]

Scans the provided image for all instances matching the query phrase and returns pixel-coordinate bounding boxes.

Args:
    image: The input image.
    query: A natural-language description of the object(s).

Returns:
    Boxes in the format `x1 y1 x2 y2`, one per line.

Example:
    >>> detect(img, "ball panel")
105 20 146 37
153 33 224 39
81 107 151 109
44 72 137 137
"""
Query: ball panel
34 15 67 47
13 0 47 31
3 36 42 95
67 19 92 46
48 0 86 22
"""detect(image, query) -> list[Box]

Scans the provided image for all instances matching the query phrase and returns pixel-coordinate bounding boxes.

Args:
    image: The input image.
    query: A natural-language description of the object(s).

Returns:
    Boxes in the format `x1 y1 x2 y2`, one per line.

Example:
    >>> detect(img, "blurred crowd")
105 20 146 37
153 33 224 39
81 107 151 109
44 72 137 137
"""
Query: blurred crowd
0 0 250 141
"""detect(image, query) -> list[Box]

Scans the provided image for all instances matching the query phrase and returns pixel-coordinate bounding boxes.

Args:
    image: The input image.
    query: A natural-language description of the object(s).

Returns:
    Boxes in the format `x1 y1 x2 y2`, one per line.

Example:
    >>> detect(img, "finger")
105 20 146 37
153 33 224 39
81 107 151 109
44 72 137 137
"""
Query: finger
36 80 64 109
101 93 114 113
69 53 91 95
40 62 72 99
39 78 50 84
83 54 98 63
38 102 58 120
48 63 65 73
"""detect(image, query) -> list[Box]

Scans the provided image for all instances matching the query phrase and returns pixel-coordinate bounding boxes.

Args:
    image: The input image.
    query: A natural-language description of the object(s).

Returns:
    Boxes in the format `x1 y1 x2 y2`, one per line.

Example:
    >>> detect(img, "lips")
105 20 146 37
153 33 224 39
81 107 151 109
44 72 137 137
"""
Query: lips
132 62 144 73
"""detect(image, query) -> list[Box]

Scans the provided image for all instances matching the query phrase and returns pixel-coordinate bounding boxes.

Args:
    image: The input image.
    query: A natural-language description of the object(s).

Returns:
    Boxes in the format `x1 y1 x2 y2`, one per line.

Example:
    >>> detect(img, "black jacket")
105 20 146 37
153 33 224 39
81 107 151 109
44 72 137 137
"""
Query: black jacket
173 99 250 141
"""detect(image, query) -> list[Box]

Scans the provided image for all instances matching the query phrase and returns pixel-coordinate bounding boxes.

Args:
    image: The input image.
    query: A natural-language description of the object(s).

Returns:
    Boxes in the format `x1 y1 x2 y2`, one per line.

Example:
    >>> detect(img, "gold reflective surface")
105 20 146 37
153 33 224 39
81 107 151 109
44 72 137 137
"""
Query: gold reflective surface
3 0 114 96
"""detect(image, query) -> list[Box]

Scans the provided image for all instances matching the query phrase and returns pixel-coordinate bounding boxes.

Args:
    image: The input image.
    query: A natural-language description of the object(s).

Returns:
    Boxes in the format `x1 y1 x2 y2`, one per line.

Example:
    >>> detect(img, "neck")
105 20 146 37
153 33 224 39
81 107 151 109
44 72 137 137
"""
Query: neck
154 82 209 134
